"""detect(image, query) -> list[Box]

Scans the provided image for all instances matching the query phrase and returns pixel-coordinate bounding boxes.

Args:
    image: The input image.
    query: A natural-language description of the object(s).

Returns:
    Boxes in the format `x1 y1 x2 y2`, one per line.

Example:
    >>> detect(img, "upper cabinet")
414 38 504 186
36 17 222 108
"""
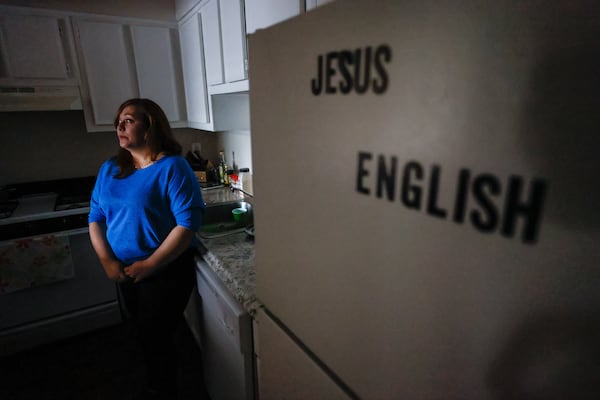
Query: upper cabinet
0 7 78 86
2 1 333 132
72 17 186 132
73 19 136 129
131 26 186 125
199 0 248 95
178 0 250 131
244 0 302 35
217 0 247 88
179 12 210 128
201 0 224 87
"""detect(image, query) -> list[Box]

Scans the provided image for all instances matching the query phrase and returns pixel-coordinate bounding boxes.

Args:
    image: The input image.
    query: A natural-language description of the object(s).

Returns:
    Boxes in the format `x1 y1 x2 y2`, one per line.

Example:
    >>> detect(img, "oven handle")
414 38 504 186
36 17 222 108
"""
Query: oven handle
0 227 89 245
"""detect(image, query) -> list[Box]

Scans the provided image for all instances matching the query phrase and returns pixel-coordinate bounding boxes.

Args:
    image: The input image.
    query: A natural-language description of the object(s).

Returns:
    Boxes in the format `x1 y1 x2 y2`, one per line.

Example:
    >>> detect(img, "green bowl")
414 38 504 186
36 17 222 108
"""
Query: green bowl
232 207 247 222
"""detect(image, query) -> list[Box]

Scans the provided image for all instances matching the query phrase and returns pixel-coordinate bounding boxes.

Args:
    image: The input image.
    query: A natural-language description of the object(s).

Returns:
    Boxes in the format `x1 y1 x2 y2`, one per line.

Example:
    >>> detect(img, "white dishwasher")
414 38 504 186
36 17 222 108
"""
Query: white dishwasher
192 257 254 400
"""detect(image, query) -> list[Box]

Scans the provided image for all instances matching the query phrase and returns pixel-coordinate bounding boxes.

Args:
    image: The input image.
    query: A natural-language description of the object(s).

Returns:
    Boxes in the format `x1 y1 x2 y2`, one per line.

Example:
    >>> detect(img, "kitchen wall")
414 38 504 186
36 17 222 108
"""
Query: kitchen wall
217 129 253 173
0 111 218 186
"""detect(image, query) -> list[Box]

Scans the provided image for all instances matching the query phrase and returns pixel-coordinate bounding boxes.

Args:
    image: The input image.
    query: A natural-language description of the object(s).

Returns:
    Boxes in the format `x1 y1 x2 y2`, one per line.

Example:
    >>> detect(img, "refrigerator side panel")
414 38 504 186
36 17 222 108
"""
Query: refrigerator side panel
249 0 600 398
253 308 352 400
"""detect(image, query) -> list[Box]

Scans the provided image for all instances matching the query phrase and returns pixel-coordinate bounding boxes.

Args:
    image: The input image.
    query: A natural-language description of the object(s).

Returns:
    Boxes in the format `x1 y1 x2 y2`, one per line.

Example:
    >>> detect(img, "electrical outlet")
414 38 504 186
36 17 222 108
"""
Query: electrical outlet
191 142 201 154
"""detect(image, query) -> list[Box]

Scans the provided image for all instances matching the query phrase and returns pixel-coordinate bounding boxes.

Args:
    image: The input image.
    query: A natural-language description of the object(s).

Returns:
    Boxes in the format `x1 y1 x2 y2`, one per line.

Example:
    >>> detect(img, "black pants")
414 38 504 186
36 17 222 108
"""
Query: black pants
119 248 196 396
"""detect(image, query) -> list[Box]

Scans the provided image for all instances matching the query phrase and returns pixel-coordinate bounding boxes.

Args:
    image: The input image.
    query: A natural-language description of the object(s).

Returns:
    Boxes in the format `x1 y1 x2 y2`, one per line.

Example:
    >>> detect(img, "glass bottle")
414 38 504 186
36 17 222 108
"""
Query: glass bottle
218 151 230 185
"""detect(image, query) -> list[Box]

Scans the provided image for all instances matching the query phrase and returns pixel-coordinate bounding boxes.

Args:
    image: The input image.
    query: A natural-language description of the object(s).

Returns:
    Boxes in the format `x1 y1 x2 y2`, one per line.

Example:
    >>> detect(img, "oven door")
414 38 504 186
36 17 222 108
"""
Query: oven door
0 228 121 355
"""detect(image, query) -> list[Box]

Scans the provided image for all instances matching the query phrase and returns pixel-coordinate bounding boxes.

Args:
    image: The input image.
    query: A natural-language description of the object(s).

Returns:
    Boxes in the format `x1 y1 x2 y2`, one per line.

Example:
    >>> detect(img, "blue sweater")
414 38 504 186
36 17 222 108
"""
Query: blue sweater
89 155 204 265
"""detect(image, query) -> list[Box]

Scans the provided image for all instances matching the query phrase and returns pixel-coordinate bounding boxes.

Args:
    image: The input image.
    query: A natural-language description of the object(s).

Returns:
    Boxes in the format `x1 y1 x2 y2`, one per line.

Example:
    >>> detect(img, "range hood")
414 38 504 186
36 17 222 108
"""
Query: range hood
0 86 83 112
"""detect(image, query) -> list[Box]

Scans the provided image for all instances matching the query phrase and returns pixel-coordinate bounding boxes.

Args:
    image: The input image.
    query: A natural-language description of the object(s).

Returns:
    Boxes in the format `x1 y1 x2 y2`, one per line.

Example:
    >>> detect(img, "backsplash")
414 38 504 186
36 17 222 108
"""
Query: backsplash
217 129 253 173
0 111 219 186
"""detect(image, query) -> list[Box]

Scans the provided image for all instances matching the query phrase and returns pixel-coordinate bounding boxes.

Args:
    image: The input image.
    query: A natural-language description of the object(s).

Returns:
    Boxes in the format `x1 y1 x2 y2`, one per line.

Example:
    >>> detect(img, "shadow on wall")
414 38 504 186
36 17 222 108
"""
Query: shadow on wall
517 20 600 234
0 111 114 184
487 12 600 399
487 310 600 400
0 111 218 185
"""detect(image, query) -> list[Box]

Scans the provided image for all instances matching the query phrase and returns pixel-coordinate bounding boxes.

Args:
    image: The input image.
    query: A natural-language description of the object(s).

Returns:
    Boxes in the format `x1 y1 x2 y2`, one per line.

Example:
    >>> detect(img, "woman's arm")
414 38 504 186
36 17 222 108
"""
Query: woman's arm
89 221 127 282
123 225 194 282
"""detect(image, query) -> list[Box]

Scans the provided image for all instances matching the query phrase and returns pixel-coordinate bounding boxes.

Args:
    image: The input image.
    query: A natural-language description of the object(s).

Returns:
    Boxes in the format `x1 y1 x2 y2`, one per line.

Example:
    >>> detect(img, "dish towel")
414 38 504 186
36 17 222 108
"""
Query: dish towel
0 233 75 294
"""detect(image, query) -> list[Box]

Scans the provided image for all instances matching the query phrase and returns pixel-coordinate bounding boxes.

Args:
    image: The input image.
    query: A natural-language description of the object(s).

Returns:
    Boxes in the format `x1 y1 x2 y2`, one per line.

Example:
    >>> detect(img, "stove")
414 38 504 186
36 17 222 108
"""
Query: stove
0 201 18 219
0 175 94 222
0 187 92 240
0 192 90 241
10 192 57 218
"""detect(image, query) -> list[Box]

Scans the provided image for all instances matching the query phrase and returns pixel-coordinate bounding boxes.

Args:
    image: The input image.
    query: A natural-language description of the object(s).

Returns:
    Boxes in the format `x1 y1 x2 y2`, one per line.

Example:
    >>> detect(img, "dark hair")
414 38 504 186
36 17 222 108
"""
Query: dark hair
112 98 182 178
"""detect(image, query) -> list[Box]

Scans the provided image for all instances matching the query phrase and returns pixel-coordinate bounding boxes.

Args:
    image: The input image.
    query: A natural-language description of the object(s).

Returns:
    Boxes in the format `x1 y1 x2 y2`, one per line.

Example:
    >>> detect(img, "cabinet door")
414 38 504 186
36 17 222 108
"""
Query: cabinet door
244 0 301 35
75 18 186 131
179 13 210 126
220 0 247 82
131 25 186 123
201 0 224 86
201 0 247 91
0 14 71 80
75 20 137 127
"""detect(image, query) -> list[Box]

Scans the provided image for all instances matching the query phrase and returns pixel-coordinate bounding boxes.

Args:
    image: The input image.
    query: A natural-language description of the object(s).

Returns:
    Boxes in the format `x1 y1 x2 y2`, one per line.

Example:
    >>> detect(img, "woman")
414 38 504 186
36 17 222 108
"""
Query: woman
88 98 204 399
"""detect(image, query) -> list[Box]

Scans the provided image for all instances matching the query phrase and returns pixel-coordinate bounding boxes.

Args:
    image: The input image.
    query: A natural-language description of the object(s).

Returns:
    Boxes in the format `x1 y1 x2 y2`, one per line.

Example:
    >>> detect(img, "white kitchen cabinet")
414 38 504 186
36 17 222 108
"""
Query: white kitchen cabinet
73 19 136 129
179 12 211 128
131 26 186 125
244 0 302 35
201 0 248 95
179 3 250 131
73 17 186 132
201 0 224 86
0 7 78 85
219 0 247 85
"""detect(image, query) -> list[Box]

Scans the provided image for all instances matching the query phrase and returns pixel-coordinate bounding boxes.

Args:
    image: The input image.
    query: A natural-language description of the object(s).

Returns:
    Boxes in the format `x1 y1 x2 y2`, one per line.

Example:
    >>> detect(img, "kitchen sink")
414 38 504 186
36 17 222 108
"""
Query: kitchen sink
198 201 253 239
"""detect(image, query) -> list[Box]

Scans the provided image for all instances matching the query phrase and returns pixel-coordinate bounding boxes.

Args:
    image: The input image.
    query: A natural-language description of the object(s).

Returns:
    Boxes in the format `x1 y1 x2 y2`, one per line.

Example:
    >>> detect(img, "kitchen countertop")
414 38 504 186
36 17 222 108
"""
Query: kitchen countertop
196 233 257 313
195 186 258 314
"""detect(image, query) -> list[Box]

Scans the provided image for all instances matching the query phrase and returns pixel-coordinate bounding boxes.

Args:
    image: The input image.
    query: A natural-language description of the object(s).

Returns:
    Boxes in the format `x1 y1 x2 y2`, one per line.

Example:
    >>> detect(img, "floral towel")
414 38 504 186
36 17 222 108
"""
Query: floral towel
0 234 74 294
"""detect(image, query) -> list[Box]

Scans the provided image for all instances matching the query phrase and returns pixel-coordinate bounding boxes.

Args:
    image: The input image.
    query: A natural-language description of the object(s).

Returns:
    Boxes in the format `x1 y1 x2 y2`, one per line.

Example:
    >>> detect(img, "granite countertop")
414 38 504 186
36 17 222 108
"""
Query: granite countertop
196 233 257 313
195 187 258 314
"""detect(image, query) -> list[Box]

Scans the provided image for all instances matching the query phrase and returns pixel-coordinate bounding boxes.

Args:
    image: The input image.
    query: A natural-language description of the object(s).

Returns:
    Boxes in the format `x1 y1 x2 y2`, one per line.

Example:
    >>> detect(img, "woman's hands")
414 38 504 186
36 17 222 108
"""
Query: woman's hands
102 259 128 283
124 260 156 283
91 222 194 284
104 258 156 283
124 226 195 283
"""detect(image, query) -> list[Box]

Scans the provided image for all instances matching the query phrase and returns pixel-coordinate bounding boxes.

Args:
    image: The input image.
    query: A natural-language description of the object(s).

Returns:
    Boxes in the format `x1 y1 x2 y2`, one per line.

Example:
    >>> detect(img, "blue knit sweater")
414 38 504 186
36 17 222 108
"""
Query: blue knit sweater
89 155 204 265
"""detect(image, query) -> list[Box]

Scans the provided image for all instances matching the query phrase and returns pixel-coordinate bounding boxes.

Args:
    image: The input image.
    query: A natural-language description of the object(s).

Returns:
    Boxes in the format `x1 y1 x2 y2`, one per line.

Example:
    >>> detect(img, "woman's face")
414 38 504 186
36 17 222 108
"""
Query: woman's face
116 105 148 150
